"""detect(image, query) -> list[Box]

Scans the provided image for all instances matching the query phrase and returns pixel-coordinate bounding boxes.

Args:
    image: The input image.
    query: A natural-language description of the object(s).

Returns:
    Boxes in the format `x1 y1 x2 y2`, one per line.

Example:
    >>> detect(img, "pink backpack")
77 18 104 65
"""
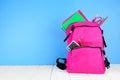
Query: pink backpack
56 11 110 74
66 22 109 73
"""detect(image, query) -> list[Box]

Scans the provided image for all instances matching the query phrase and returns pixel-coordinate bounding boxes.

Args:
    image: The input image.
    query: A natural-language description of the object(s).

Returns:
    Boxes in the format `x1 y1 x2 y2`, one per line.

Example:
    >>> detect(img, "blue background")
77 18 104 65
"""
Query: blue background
0 0 120 65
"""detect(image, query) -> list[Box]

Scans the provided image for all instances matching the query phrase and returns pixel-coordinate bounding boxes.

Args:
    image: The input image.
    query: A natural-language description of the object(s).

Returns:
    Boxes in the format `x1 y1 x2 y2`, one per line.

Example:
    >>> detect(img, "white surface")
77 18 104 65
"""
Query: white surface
51 66 70 80
0 66 53 80
0 64 120 80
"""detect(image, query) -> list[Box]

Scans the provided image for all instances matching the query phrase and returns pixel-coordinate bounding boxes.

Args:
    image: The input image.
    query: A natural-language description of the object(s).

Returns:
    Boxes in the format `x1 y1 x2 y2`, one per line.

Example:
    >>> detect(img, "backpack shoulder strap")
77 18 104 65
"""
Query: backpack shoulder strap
104 57 110 69
56 58 66 70
101 30 107 47
103 50 110 69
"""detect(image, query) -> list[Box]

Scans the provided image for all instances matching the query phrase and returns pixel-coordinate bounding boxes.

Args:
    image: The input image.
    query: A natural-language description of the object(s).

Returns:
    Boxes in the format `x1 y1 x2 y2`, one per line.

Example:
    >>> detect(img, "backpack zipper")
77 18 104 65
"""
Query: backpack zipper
71 46 103 56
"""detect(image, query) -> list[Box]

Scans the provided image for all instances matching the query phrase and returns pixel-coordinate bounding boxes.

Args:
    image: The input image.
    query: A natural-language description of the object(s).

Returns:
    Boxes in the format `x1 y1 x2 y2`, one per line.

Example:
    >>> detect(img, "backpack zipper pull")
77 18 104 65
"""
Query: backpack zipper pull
64 25 75 42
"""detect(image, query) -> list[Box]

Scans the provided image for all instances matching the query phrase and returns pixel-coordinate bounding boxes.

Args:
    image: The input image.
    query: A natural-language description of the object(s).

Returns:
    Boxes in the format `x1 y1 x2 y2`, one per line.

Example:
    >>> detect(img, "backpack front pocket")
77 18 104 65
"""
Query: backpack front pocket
66 47 105 74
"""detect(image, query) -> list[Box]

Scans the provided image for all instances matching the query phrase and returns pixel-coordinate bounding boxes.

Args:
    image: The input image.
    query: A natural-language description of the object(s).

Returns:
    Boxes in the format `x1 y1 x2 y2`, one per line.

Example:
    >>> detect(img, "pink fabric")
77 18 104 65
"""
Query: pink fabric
66 22 104 49
66 21 106 74
66 47 105 74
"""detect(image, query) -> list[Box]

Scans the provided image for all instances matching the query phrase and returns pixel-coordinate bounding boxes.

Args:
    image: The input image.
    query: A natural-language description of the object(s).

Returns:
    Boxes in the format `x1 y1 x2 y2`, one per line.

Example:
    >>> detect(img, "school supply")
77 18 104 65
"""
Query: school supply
66 40 80 51
62 10 88 32
92 16 108 26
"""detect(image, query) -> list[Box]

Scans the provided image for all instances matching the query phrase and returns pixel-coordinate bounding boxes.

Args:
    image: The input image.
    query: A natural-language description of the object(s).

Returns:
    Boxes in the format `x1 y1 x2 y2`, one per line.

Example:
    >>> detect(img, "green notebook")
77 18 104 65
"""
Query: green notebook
62 11 87 31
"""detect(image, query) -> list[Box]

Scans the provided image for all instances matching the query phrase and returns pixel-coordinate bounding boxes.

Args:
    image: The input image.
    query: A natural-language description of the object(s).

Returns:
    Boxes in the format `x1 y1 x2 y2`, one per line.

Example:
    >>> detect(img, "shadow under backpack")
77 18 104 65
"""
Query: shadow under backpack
56 10 110 74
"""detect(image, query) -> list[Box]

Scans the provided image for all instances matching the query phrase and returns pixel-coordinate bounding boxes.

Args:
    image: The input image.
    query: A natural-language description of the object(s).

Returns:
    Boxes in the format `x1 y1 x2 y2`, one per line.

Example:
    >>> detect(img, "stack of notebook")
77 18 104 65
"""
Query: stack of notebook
62 10 88 31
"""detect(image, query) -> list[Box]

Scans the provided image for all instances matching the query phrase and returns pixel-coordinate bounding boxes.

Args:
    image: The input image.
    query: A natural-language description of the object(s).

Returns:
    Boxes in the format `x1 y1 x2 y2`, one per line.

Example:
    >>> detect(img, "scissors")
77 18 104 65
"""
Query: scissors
93 16 102 23
93 16 108 26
